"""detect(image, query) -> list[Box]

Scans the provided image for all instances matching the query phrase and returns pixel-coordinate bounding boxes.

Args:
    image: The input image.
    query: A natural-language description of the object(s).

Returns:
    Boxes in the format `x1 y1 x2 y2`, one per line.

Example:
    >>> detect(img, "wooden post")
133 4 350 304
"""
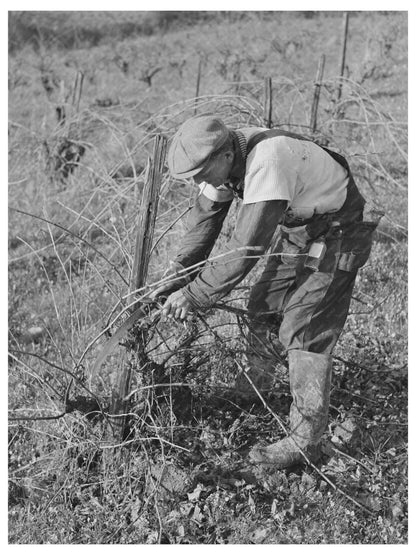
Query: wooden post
56 80 66 125
131 134 167 291
72 71 84 114
337 12 350 101
263 77 273 129
310 54 326 135
109 134 167 442
194 57 202 115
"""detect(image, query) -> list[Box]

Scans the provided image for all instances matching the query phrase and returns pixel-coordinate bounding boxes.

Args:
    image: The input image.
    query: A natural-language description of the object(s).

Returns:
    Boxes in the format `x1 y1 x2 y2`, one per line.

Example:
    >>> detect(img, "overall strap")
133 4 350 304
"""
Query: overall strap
245 128 365 225
246 128 348 169
246 128 312 155
228 129 314 199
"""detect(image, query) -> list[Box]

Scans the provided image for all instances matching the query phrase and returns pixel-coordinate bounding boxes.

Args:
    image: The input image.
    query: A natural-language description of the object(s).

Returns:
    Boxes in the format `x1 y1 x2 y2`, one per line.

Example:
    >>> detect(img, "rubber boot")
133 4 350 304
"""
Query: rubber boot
249 350 332 468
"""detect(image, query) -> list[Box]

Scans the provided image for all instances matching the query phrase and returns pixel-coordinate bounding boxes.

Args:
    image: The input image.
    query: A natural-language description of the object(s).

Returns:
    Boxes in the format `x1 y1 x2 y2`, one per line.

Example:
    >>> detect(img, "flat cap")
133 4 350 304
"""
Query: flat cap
167 115 229 178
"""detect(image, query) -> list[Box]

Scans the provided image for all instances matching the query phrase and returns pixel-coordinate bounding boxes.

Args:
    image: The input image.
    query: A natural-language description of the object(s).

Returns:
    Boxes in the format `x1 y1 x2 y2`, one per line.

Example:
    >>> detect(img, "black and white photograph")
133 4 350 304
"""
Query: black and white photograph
7 5 409 545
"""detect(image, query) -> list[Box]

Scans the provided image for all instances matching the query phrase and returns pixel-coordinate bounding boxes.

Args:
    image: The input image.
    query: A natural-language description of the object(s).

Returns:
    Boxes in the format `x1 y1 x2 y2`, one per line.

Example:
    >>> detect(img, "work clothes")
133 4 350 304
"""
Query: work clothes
166 125 381 468
173 128 376 354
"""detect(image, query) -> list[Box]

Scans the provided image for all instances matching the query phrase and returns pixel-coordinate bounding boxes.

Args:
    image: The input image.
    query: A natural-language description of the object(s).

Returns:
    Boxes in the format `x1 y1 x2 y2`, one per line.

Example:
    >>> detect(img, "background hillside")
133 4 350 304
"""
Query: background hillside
8 11 408 544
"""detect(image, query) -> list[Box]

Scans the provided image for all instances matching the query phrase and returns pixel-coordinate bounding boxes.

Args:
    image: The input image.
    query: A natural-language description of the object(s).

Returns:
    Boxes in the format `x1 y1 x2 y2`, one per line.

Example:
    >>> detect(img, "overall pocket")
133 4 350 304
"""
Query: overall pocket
337 220 379 272
279 224 311 266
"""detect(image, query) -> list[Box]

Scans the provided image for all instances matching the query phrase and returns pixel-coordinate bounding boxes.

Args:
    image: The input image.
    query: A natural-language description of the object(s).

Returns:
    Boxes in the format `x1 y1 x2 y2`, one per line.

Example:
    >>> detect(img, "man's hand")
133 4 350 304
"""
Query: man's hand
150 282 176 303
161 289 193 321
150 266 190 303
150 278 188 304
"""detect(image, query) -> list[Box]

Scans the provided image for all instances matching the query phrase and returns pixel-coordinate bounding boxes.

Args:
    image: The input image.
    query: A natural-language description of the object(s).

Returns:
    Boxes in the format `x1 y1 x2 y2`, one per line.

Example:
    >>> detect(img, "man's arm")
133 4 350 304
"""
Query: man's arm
182 199 287 307
151 187 233 301
174 191 233 275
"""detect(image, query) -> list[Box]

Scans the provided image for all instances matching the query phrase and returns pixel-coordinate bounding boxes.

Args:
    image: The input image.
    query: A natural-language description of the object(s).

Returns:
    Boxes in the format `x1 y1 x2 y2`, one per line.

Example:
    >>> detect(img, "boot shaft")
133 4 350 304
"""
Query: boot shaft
288 350 332 443
288 350 332 414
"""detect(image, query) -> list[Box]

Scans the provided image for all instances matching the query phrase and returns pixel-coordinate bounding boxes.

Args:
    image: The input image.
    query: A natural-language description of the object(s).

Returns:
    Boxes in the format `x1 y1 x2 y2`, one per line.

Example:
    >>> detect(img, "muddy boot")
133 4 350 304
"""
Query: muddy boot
249 350 332 468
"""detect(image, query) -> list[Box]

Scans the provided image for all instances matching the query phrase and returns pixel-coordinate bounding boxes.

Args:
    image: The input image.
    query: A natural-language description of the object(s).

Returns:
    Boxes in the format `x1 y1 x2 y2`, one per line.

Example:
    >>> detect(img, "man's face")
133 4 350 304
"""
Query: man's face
193 150 234 188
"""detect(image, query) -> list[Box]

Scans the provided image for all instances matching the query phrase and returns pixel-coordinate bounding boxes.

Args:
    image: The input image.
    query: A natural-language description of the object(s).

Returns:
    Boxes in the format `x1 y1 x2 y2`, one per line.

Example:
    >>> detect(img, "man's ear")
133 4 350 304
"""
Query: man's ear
224 150 235 164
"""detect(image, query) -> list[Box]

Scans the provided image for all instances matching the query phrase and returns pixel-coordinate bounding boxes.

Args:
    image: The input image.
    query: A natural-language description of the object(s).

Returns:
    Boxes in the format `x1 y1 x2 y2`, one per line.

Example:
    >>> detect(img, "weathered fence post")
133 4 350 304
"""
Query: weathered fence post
72 70 84 114
337 12 350 101
263 77 273 129
132 134 166 291
109 134 167 442
310 54 326 135
194 57 202 115
56 80 66 125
